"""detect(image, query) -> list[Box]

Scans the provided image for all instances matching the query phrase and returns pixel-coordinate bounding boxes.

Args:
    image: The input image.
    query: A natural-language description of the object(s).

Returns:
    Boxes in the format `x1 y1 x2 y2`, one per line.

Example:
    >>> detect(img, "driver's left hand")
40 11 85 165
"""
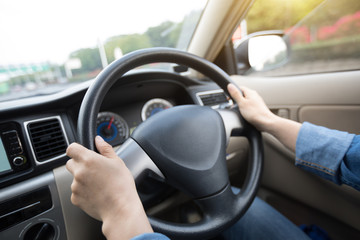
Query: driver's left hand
66 136 153 240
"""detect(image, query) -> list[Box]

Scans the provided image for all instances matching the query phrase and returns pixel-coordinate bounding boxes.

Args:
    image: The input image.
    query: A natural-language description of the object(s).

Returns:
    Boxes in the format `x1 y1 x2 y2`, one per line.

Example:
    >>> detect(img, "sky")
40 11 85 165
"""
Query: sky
0 0 206 65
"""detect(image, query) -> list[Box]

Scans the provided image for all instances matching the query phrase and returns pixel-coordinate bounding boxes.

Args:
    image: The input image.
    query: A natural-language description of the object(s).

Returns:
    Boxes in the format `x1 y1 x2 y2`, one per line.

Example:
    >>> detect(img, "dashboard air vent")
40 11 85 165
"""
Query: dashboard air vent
27 117 67 162
197 90 229 107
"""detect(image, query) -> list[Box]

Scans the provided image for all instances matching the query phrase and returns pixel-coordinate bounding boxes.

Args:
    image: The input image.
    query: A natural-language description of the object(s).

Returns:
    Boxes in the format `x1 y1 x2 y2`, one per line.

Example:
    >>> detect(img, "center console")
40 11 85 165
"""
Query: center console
0 118 69 240
0 172 67 239
0 122 31 181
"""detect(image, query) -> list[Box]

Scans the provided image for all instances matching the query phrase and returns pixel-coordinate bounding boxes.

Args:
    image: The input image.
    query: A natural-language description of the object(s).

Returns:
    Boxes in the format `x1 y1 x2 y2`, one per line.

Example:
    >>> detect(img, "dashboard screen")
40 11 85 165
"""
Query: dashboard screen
0 138 11 173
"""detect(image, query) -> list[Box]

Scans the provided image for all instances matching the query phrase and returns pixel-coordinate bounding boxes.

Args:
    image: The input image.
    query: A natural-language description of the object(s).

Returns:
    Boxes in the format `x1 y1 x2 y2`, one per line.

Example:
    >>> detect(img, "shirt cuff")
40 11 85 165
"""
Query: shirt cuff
339 135 360 191
295 122 355 184
131 233 170 240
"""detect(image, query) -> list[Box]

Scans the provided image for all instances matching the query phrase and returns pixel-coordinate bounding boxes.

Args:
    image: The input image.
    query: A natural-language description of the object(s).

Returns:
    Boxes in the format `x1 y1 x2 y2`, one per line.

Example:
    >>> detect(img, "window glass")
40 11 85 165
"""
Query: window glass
235 0 360 76
0 0 207 102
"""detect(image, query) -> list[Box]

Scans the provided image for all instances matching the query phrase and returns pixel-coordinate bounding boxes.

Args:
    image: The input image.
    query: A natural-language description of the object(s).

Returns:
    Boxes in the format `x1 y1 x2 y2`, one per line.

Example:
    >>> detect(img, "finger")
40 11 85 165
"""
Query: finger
66 158 83 177
95 136 117 159
66 142 90 160
71 192 80 207
66 159 75 175
227 83 244 103
239 86 264 104
238 86 252 98
70 180 80 195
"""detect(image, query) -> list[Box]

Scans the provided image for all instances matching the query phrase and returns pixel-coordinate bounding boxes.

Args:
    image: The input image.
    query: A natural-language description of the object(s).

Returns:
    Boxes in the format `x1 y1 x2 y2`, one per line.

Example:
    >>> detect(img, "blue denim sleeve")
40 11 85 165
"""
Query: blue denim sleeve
339 135 360 190
131 233 170 240
295 122 360 190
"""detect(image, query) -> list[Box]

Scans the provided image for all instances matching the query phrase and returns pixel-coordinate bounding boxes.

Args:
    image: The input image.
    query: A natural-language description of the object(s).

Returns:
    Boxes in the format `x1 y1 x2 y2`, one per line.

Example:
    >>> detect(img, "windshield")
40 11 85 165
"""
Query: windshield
0 0 207 101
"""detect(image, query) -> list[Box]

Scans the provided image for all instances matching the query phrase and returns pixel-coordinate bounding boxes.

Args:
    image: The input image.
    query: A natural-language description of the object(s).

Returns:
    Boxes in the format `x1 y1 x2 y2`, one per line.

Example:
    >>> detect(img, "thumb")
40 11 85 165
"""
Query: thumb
227 83 244 104
95 136 117 159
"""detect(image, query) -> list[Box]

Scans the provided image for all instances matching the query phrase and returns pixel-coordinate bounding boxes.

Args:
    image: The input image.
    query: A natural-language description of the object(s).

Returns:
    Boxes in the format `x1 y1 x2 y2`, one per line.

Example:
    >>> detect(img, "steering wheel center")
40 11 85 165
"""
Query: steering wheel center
132 105 229 198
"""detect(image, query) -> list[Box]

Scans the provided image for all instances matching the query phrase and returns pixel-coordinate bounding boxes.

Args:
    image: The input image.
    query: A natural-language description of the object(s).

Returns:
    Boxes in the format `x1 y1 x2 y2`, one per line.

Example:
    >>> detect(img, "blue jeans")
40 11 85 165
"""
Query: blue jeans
134 190 311 240
221 189 310 240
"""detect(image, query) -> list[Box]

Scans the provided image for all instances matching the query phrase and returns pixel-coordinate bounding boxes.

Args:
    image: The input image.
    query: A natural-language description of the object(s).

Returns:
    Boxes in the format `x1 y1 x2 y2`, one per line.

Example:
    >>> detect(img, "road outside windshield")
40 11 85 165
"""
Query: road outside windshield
0 0 207 102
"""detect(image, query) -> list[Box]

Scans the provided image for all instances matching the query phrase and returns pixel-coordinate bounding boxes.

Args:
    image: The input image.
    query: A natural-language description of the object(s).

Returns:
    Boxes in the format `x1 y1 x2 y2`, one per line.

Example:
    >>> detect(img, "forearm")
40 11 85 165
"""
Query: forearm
295 122 357 188
262 114 302 152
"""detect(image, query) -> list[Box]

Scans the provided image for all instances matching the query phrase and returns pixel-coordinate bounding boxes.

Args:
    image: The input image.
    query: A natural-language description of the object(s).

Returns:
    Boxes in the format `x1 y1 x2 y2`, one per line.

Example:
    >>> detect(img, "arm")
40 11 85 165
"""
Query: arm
296 122 358 189
228 83 360 190
340 135 360 190
227 84 301 152
66 136 153 240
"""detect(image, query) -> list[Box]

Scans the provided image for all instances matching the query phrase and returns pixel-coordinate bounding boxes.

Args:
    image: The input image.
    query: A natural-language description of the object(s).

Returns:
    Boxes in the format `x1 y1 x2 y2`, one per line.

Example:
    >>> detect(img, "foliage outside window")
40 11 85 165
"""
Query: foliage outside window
237 0 360 76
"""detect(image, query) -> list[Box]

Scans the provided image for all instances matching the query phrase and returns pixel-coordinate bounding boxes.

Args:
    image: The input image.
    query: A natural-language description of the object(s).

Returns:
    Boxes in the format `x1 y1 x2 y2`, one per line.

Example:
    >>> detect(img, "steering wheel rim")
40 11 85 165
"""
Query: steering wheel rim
77 47 263 239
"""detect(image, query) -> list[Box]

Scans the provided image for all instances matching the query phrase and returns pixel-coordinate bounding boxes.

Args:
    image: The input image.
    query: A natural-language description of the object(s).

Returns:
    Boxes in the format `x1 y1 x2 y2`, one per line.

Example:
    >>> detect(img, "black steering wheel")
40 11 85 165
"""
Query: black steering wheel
77 48 263 240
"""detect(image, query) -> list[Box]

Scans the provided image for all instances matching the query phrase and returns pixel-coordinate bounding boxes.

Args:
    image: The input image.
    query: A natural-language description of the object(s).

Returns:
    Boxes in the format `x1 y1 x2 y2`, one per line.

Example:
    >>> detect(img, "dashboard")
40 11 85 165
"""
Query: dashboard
0 70 232 239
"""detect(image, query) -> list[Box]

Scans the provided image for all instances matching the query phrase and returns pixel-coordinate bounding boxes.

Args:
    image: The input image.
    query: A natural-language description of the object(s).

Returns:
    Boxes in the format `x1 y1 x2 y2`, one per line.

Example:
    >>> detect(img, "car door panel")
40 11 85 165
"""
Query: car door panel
231 70 360 231
299 105 360 134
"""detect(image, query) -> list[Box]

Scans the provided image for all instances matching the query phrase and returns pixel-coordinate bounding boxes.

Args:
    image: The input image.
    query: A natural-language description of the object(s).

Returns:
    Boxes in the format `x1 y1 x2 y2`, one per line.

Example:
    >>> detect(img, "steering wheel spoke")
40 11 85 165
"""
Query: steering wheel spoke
216 107 247 143
116 138 165 183
197 185 237 219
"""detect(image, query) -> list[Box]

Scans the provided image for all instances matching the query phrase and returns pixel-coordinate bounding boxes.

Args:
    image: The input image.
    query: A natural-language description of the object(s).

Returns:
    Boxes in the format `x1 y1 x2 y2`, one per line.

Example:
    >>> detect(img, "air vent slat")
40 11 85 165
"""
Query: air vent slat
34 143 67 152
29 121 60 129
27 118 67 162
31 130 63 138
33 136 65 145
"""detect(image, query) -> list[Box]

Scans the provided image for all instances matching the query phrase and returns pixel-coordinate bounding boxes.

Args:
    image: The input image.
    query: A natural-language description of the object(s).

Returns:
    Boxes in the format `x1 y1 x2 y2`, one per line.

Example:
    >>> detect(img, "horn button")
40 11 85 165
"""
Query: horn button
132 105 229 199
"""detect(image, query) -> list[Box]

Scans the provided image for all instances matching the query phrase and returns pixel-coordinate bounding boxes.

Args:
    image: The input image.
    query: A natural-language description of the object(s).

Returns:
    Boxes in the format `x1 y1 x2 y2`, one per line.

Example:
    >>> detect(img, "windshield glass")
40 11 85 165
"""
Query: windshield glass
0 0 207 101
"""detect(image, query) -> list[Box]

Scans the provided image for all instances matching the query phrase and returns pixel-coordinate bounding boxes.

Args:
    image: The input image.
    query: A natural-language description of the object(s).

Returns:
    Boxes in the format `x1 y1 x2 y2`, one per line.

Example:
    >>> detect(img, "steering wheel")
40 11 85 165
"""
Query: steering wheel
77 48 263 240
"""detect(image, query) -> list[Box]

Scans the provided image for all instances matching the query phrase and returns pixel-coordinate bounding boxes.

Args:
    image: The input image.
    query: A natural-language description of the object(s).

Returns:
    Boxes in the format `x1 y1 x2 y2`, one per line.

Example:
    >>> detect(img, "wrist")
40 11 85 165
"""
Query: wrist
102 199 153 240
264 115 302 152
256 111 279 133
264 114 290 134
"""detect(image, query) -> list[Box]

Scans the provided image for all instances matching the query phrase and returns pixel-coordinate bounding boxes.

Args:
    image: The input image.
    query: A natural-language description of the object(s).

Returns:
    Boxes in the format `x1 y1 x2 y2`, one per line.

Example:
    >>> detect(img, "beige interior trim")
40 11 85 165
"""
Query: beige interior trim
188 0 253 61
231 71 360 106
53 166 105 240
299 105 360 134
262 133 360 231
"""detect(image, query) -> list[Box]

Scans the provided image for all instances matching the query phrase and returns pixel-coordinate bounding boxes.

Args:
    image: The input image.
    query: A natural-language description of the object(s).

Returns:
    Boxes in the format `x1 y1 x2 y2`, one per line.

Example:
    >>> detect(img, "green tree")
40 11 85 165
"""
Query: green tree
70 48 102 73
103 21 183 63
66 18 185 76
304 0 360 27
246 0 324 33
145 21 182 48
105 34 152 63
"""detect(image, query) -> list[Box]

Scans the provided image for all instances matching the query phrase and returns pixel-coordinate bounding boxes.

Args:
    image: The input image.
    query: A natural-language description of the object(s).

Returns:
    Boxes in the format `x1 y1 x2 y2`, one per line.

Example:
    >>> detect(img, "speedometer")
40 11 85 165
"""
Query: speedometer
96 112 129 146
141 98 173 121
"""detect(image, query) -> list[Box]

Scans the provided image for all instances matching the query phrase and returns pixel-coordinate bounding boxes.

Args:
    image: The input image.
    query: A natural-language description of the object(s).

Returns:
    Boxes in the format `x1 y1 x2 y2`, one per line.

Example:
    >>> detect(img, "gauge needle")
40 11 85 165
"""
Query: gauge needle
107 116 114 130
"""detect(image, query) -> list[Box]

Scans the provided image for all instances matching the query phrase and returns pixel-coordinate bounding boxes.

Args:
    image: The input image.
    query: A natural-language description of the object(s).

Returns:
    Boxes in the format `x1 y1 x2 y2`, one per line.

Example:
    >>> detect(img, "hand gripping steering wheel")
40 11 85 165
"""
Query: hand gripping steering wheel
77 48 263 240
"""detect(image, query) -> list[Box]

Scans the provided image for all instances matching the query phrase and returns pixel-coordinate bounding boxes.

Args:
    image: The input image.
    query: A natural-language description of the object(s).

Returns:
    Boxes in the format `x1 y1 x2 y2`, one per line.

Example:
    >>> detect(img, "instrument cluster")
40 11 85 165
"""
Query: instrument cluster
96 98 174 146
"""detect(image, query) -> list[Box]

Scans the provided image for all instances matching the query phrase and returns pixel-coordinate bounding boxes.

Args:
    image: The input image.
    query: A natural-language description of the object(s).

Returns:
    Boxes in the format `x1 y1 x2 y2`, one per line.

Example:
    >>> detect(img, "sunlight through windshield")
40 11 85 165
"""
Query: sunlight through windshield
0 0 207 101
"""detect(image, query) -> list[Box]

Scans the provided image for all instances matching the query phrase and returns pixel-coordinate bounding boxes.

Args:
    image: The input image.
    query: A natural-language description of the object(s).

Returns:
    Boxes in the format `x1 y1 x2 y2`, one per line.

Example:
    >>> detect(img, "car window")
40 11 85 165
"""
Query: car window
234 0 360 76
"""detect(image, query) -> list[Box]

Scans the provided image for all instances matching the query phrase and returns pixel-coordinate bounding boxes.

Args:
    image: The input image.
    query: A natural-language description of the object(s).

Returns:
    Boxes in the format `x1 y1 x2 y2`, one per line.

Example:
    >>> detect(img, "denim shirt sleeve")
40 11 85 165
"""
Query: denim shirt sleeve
339 135 360 190
131 233 170 240
295 122 360 190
